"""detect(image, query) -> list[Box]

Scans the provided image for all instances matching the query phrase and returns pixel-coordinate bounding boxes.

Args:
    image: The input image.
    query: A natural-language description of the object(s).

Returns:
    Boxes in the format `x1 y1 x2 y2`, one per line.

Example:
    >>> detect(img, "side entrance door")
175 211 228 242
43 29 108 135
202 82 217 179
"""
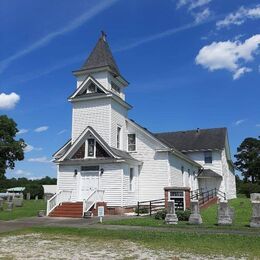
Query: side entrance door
80 171 99 200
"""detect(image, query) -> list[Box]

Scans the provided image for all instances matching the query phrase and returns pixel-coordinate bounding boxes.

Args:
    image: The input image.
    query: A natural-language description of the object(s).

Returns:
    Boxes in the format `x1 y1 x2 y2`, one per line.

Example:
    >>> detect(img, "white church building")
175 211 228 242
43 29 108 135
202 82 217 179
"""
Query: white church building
47 32 236 217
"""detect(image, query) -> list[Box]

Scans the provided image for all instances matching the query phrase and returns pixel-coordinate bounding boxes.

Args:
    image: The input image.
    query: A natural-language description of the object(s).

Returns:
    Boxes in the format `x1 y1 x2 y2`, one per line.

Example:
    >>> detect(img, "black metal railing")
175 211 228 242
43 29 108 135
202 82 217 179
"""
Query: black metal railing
136 198 165 216
190 188 226 206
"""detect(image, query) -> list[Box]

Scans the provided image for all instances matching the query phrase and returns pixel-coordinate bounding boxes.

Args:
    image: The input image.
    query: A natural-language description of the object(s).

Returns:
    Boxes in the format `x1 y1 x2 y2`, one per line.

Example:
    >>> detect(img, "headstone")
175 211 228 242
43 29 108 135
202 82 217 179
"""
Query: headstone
26 193 31 200
35 195 38 201
0 198 3 211
6 201 14 211
250 193 260 228
165 200 178 224
250 193 260 202
189 200 203 224
13 197 23 207
38 210 46 217
217 201 234 225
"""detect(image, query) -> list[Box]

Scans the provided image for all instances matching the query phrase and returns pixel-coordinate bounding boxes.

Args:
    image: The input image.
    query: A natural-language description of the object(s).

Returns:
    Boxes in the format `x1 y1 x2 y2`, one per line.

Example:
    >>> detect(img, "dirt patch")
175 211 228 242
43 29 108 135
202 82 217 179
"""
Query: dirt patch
0 233 245 259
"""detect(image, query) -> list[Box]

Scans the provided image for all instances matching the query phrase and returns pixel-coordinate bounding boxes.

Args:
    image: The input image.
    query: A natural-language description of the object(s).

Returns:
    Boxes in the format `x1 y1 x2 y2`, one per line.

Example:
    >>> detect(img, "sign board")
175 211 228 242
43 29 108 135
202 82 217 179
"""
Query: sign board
98 206 105 217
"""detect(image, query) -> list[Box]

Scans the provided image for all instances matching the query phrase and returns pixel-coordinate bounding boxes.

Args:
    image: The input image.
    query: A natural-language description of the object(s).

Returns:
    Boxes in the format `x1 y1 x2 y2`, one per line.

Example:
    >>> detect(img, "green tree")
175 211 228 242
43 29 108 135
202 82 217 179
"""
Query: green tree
234 137 260 183
0 115 26 179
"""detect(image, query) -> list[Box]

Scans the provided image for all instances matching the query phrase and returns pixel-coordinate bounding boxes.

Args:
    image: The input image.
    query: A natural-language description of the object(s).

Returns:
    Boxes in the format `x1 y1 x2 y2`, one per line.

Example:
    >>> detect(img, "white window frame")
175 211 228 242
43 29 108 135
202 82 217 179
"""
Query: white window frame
116 126 122 149
204 151 213 164
128 133 136 152
129 167 134 192
168 191 186 210
85 138 96 158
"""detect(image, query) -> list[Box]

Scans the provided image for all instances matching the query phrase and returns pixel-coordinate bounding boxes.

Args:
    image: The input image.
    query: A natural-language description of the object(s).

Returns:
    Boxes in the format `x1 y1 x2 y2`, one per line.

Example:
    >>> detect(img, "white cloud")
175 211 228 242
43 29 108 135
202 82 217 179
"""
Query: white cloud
195 34 260 79
0 0 119 73
28 156 51 163
217 5 260 29
256 124 260 127
176 0 212 10
0 92 20 109
24 144 43 153
233 67 252 80
57 129 67 135
29 176 45 180
34 126 49 132
14 169 31 177
194 8 211 24
235 119 247 126
17 128 29 135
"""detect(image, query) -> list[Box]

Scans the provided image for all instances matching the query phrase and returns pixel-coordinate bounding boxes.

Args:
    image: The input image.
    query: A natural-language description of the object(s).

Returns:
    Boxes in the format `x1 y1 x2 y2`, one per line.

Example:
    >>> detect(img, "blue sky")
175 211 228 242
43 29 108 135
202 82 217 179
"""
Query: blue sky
0 0 259 179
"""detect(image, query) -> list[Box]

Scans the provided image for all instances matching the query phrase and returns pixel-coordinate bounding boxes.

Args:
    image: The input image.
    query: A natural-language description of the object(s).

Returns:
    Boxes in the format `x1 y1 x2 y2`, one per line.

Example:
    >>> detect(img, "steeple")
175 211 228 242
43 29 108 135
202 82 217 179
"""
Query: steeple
80 31 121 76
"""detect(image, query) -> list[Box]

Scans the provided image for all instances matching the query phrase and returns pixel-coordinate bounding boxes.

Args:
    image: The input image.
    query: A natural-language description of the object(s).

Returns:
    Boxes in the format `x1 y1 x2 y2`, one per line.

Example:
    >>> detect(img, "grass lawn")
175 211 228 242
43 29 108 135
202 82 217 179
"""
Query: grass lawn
104 197 255 230
7 226 260 258
0 199 46 221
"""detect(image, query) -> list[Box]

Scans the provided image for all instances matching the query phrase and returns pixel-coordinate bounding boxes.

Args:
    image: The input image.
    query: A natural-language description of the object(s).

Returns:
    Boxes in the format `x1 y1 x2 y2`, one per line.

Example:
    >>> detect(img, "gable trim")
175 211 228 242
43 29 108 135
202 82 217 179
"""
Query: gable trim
69 75 109 100
58 126 119 162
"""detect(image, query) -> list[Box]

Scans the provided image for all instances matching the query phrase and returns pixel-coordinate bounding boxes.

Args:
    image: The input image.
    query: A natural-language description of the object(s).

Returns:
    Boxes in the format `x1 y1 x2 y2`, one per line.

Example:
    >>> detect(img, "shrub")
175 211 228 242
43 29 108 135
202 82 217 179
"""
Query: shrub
237 183 260 198
134 207 149 214
154 209 167 220
176 209 191 221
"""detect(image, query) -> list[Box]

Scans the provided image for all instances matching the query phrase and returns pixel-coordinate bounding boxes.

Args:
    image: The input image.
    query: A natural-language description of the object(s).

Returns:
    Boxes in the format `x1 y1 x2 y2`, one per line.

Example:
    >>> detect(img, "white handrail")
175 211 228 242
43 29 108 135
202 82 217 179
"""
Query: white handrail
82 189 105 216
46 190 72 216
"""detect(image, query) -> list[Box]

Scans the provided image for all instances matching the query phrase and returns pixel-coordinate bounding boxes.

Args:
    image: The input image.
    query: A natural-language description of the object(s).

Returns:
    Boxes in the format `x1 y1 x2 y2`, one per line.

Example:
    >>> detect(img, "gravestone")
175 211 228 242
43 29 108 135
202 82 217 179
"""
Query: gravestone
14 197 23 207
6 201 14 211
26 193 31 200
35 195 38 201
165 200 178 224
250 193 260 202
250 193 260 228
0 198 3 211
217 201 234 225
38 210 46 217
189 200 202 225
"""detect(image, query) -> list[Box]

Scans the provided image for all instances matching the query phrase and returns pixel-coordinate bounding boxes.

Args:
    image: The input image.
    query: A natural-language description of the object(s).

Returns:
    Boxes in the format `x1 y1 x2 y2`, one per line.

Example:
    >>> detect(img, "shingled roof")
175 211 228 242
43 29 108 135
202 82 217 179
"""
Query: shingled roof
81 31 121 76
154 128 227 152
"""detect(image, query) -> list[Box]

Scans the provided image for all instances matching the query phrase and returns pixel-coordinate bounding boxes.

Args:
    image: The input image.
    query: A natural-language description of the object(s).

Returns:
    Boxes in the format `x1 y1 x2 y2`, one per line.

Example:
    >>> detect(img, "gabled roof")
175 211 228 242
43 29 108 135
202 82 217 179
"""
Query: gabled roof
127 119 201 168
80 32 121 76
198 169 222 179
68 75 109 100
54 126 137 163
154 128 227 152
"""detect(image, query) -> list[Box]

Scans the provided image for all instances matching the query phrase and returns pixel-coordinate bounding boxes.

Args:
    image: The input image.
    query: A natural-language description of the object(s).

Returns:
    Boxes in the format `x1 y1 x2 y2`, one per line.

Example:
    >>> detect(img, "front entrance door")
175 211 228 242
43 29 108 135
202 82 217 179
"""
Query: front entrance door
80 171 99 200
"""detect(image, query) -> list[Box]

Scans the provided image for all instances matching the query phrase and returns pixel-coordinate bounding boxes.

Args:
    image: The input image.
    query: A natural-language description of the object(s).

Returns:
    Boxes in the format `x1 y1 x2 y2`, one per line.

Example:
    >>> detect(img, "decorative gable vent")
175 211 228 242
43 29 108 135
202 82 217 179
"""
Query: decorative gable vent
71 139 110 159
71 143 85 159
77 82 104 97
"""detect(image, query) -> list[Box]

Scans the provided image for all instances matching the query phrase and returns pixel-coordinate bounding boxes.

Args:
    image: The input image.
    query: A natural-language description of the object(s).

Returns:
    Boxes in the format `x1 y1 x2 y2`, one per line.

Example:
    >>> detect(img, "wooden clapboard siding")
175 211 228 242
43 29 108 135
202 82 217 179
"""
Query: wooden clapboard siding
72 98 111 143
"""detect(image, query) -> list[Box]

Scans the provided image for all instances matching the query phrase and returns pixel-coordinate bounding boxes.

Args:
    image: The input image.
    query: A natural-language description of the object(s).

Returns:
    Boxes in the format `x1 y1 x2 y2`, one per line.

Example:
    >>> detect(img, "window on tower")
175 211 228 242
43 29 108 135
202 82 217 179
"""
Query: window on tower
117 126 121 149
87 83 96 93
128 134 136 151
111 82 120 94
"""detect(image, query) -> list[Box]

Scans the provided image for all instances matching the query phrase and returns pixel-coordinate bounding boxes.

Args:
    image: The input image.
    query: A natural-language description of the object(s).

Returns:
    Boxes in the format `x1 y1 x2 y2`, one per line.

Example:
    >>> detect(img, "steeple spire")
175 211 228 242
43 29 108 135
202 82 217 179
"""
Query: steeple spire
80 31 121 76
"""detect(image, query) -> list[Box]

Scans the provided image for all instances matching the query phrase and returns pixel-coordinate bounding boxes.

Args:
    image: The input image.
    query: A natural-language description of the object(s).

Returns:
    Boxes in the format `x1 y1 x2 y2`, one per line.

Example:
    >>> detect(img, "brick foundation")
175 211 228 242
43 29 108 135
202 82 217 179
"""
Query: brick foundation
92 203 135 216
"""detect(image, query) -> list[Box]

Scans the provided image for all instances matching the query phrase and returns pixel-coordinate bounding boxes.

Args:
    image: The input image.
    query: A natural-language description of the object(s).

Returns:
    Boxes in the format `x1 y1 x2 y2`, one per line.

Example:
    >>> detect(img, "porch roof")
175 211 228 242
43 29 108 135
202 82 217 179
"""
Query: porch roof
198 169 222 179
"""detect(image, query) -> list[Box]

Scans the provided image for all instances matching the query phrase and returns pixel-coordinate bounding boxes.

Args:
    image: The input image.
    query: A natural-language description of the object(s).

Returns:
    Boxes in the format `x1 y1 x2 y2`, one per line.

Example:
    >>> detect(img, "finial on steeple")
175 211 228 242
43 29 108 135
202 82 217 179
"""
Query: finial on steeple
101 30 107 42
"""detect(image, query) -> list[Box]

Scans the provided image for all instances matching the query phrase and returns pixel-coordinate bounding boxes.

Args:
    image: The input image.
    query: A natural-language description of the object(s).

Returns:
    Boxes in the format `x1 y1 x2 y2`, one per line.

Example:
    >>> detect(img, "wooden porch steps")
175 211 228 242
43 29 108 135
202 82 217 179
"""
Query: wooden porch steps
49 202 83 218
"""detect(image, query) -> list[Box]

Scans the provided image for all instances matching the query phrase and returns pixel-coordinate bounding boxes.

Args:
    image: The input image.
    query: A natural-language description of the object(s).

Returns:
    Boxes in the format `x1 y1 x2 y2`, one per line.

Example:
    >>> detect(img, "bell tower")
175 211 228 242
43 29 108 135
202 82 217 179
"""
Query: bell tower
69 32 132 150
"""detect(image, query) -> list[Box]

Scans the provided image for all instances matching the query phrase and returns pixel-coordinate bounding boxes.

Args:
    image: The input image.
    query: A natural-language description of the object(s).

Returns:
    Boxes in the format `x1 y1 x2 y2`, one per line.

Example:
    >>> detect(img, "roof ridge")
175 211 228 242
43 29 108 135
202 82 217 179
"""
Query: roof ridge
154 127 227 135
